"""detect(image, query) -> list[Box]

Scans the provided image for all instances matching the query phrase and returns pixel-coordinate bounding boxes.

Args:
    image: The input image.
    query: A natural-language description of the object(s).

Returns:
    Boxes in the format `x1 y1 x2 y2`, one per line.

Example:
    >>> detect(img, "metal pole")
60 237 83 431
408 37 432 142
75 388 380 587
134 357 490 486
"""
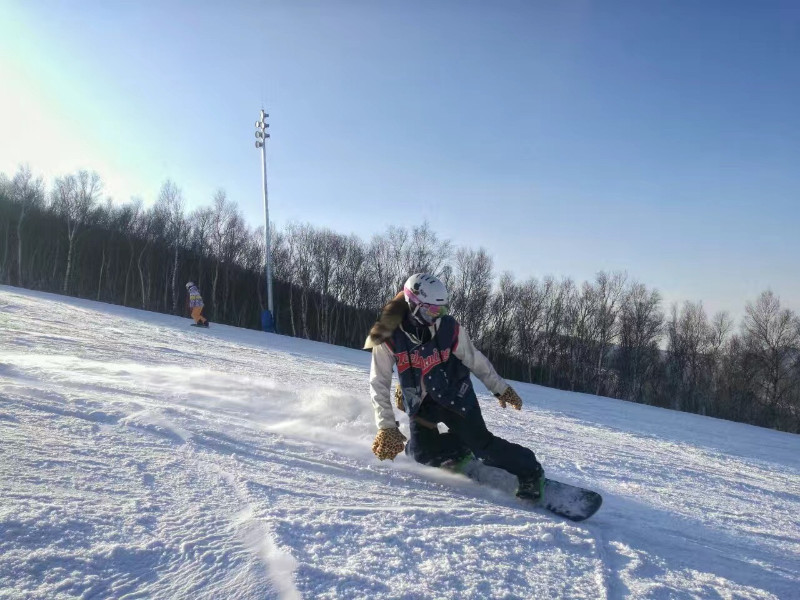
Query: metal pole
259 109 274 316
255 109 274 332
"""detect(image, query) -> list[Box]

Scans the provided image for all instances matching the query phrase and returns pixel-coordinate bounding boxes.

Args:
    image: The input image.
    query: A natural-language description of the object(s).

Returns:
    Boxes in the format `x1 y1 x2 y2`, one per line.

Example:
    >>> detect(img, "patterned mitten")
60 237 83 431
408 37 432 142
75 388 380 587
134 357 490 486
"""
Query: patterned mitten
496 386 523 410
372 427 407 461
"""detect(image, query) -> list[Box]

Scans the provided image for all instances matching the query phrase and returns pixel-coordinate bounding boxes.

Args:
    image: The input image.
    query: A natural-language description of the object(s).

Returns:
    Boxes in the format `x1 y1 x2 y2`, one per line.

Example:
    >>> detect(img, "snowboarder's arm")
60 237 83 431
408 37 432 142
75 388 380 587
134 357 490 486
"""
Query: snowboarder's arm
452 325 509 396
369 343 397 430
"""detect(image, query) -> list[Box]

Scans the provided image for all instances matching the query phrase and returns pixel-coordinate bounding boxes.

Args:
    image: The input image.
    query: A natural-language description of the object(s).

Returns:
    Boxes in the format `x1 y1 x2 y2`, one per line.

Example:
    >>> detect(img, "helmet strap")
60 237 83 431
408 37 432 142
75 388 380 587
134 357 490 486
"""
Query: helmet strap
412 303 439 327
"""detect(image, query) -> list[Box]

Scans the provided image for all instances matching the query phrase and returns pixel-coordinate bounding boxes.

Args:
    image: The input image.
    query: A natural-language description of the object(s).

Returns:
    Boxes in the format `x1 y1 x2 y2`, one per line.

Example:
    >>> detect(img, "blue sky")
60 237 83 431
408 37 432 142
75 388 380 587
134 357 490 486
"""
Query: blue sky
1 0 798 319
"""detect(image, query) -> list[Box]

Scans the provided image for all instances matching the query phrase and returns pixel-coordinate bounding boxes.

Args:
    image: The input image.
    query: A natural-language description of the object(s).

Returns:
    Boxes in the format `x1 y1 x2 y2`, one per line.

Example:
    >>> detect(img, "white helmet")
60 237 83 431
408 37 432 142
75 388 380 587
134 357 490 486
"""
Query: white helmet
186 281 194 290
403 273 449 325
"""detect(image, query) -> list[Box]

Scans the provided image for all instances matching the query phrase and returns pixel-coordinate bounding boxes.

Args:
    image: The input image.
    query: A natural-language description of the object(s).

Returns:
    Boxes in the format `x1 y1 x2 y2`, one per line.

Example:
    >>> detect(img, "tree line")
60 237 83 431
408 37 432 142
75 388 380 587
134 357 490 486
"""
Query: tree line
2 165 799 433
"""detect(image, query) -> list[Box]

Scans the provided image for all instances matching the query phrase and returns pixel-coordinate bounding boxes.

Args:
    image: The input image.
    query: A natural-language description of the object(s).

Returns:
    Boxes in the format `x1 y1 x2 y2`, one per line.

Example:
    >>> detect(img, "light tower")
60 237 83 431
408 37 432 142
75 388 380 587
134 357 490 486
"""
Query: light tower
255 109 275 332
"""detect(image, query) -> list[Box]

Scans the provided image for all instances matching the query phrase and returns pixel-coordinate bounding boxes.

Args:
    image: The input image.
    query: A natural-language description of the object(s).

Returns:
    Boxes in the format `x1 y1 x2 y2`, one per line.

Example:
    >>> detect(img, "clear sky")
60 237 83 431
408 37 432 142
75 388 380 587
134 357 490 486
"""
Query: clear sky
2 0 798 320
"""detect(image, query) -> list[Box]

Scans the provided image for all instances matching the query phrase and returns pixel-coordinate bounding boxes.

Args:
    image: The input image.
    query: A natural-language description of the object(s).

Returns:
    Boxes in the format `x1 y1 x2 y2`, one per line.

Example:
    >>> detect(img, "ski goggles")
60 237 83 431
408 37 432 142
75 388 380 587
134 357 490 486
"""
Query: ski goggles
405 287 449 322
417 302 449 322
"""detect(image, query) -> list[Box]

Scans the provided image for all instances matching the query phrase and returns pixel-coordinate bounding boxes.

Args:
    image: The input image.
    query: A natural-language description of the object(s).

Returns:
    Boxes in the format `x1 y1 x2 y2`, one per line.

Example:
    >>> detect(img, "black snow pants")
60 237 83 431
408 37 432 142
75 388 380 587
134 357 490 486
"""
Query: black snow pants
404 397 543 480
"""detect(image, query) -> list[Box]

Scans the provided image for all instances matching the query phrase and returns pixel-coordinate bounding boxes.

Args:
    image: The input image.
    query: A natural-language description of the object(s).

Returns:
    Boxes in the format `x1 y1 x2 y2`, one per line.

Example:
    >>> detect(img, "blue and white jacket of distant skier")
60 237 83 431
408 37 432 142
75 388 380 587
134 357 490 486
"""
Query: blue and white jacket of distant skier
368 314 509 430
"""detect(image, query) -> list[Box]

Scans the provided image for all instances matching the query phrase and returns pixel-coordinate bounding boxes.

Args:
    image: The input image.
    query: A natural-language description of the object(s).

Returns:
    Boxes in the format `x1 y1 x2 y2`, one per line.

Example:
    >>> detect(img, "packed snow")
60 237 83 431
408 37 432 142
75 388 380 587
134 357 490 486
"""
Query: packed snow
1 285 798 599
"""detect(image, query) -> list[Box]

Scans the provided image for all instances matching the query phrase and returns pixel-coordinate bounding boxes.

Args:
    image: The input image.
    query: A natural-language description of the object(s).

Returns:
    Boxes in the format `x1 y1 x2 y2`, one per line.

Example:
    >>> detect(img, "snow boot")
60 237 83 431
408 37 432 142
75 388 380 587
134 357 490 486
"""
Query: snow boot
439 452 475 474
516 472 545 502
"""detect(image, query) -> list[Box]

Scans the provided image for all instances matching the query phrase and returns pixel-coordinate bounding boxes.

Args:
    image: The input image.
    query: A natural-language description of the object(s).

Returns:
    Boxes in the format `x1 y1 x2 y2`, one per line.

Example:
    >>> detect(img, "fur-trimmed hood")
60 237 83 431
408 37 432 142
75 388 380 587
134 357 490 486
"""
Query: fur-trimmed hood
363 291 407 349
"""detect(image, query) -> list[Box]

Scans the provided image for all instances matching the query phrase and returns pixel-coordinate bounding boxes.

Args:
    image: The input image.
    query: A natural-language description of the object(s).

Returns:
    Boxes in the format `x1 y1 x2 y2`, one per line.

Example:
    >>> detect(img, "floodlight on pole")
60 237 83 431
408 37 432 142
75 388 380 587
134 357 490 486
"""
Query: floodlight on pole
255 109 274 332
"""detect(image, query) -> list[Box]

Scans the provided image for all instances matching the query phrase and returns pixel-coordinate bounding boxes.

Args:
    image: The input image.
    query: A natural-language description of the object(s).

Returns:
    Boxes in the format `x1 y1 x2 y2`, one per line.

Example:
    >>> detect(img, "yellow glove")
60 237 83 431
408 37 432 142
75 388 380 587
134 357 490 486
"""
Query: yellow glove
496 386 523 410
372 427 407 461
394 384 405 411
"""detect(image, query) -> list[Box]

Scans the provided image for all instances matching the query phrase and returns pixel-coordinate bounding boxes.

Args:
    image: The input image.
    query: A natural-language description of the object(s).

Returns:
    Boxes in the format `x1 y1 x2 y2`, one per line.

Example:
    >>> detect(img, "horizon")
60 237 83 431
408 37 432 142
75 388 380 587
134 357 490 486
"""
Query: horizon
2 0 798 321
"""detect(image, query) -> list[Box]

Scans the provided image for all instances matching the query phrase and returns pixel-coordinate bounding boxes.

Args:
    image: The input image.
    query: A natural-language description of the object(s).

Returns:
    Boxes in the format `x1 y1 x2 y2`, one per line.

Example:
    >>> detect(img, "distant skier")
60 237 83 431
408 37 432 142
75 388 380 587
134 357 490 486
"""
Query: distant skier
185 281 209 327
365 273 545 501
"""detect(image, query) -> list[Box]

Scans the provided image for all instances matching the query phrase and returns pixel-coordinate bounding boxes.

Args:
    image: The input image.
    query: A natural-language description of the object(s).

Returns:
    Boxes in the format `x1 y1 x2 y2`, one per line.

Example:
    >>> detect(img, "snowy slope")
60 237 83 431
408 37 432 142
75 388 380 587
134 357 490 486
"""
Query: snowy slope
1 285 798 600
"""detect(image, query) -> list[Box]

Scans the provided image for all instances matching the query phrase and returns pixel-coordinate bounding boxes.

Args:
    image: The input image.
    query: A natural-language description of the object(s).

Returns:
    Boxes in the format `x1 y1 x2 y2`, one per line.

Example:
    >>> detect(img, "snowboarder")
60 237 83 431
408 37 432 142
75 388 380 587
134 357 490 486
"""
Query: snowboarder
365 273 545 501
185 281 209 327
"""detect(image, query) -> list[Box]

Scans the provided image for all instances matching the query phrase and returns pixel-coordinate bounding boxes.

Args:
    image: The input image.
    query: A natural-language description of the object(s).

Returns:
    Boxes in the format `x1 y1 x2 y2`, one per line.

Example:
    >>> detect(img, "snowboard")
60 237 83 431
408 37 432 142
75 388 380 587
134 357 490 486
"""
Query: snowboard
190 323 210 328
455 458 602 522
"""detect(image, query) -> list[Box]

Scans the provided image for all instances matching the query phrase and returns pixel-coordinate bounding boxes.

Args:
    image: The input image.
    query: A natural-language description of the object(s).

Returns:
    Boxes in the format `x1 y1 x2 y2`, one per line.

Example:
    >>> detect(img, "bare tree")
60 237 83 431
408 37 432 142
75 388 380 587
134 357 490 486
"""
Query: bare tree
565 281 599 391
136 206 161 309
273 225 299 336
742 291 800 427
0 174 11 280
188 206 213 290
535 277 570 386
317 230 349 343
10 165 45 286
209 190 237 320
666 302 708 412
234 226 266 326
591 271 627 395
364 223 452 308
482 272 519 372
337 234 370 346
219 211 248 322
312 229 337 342
450 247 494 341
551 278 578 386
115 199 143 306
515 278 547 383
154 180 186 313
94 199 114 301
617 282 664 403
367 226 410 305
290 223 317 339
403 222 452 277
52 170 102 293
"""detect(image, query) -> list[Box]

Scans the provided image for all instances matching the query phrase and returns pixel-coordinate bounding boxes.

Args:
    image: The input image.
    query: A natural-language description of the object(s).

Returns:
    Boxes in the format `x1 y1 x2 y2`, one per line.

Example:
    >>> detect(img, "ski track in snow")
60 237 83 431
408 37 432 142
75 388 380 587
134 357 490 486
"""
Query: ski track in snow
1 285 799 599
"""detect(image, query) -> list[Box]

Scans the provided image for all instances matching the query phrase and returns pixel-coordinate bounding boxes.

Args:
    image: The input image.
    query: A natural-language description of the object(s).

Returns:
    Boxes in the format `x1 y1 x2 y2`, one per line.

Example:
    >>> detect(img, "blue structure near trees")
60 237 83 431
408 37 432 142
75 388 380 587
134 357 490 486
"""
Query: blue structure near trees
261 309 275 334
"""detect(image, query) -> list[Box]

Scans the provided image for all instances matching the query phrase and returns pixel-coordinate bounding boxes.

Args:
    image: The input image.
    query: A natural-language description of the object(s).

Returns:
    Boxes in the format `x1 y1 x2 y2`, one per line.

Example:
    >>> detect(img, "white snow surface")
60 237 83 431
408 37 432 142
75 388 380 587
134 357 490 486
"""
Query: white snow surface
1 285 798 600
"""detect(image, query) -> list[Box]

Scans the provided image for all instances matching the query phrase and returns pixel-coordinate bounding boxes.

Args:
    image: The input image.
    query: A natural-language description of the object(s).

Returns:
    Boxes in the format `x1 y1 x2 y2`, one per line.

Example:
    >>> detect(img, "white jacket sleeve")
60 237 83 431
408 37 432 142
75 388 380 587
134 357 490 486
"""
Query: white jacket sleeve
369 343 398 430
452 325 509 396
